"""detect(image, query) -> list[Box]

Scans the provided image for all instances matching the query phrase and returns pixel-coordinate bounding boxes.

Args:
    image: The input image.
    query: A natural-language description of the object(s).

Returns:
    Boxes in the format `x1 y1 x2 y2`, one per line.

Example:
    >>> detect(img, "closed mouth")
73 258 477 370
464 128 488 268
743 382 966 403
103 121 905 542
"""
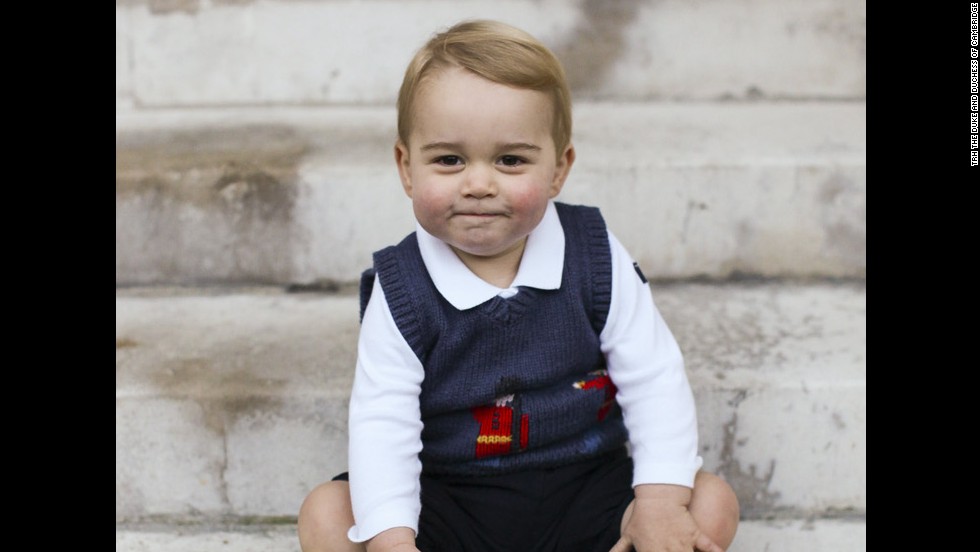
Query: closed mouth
455 212 501 217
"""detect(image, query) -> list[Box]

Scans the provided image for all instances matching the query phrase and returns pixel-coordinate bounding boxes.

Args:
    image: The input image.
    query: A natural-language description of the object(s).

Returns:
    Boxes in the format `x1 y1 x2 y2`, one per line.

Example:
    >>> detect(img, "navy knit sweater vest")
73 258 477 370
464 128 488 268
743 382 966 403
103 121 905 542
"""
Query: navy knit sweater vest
360 202 628 476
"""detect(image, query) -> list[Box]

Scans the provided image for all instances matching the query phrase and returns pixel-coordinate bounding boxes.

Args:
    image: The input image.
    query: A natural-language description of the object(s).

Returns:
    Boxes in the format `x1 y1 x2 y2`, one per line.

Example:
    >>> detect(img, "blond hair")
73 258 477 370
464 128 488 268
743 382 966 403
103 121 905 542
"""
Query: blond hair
397 20 573 155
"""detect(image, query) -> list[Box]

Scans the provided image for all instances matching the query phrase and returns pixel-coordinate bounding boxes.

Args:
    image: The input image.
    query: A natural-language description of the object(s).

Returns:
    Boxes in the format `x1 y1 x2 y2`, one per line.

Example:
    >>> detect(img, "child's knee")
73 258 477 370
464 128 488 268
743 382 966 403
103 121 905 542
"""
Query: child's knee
298 481 356 552
691 471 740 548
300 480 352 523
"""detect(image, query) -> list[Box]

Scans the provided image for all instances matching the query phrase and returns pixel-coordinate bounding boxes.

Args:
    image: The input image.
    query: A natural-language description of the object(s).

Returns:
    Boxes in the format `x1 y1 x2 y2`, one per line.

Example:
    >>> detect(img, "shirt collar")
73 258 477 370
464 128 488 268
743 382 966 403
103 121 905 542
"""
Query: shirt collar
416 200 565 310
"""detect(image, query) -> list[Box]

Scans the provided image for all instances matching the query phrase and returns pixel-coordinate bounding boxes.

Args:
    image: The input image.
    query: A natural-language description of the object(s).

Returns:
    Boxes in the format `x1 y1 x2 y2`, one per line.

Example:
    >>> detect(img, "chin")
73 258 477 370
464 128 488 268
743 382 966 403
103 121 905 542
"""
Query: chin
450 238 513 258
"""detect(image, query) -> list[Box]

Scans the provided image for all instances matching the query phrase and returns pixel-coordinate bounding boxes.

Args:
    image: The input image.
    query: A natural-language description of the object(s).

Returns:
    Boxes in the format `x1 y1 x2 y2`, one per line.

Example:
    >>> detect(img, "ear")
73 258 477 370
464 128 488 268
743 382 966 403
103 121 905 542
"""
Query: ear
394 140 413 198
549 144 576 198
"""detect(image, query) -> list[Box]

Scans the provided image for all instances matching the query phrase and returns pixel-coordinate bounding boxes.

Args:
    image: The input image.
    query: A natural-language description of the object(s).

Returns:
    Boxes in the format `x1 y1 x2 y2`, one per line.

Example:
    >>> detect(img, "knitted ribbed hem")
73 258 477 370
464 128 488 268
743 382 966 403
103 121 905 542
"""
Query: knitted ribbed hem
374 235 426 361
581 207 612 332
554 202 612 334
358 268 376 323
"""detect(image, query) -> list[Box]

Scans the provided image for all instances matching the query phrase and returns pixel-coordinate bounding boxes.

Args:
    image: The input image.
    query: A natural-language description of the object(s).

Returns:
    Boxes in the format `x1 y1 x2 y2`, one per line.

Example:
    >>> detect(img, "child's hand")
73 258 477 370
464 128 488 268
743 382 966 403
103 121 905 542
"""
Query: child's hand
365 527 420 552
609 484 724 552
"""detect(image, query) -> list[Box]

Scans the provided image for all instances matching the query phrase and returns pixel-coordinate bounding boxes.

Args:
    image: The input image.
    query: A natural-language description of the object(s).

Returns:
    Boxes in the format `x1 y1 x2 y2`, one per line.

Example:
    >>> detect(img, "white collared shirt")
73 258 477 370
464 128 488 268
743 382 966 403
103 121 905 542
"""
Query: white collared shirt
346 201 702 543
416 198 566 308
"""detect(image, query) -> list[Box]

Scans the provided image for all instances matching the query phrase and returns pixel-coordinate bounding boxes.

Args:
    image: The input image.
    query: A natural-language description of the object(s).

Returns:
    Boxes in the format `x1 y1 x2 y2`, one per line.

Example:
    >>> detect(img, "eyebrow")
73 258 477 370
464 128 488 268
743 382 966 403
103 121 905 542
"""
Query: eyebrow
419 141 542 152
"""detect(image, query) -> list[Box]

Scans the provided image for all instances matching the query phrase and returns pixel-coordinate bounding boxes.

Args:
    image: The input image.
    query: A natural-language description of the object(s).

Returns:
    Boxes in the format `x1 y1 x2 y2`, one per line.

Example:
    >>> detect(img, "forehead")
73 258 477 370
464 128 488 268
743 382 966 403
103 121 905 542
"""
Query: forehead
410 67 554 143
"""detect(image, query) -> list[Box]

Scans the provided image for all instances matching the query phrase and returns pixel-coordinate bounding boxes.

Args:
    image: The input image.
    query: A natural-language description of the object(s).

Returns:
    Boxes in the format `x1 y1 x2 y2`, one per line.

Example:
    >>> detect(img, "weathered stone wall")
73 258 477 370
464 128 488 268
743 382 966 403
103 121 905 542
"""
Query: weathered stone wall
116 0 867 286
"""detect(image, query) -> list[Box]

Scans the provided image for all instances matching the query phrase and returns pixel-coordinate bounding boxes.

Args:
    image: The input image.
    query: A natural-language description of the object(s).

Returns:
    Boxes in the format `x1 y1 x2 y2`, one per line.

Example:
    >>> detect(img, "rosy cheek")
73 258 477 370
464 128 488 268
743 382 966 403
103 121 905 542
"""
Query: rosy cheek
507 183 551 212
412 186 449 218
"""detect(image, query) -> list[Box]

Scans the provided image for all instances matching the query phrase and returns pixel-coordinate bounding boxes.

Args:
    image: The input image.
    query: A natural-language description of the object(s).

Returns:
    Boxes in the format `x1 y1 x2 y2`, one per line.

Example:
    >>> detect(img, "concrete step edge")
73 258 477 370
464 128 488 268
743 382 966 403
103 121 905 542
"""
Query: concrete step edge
115 518 867 552
116 101 867 168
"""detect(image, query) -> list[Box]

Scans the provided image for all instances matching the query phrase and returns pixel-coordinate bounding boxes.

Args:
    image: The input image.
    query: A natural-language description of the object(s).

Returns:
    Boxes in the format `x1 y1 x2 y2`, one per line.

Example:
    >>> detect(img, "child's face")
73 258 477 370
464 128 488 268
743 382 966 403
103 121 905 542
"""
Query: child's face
395 67 574 263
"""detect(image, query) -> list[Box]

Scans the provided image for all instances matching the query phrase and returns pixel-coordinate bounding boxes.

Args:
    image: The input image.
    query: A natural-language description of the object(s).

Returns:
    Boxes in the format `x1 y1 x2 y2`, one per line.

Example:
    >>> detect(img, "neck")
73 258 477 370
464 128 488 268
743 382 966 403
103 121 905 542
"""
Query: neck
451 239 526 288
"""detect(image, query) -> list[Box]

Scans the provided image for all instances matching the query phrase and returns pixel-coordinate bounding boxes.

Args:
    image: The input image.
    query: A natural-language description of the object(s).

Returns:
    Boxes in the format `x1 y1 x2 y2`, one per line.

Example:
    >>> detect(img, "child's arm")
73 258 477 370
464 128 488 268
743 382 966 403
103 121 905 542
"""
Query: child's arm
601 231 702 486
346 277 425 547
601 232 710 550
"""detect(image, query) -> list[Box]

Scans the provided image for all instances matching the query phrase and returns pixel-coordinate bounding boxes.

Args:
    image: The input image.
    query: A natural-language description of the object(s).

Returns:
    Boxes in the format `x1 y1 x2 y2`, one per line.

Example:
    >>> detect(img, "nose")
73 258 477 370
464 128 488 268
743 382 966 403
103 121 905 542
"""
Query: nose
461 164 497 198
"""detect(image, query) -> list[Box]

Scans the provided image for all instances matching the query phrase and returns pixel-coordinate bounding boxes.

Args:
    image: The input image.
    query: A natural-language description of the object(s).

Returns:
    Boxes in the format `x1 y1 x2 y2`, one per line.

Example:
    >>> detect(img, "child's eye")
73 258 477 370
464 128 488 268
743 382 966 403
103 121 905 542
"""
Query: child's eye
436 155 463 166
499 155 524 167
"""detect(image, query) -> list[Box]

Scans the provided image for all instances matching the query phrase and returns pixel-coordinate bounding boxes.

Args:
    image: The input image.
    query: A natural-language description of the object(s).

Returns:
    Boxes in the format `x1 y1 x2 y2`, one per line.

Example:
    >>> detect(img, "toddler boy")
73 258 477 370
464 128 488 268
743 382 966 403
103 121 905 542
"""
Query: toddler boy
299 19 739 552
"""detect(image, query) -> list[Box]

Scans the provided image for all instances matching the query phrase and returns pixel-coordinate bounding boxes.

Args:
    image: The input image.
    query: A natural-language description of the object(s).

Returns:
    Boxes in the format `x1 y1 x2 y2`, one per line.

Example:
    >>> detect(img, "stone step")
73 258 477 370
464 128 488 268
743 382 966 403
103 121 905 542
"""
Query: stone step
116 102 866 286
115 0 865 108
115 280 866 524
115 518 867 552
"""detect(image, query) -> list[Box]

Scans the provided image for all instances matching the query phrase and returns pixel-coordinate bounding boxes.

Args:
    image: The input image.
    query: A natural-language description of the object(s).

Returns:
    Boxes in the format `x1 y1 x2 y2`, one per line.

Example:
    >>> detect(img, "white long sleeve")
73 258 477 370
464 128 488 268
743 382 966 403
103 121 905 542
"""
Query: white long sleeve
346 276 425 543
601 232 703 488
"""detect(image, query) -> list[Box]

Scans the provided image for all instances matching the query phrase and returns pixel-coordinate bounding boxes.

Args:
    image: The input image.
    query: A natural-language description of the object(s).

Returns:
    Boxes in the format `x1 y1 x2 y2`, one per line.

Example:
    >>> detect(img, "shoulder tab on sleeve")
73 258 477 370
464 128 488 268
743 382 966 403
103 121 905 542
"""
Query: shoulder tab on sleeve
633 261 649 284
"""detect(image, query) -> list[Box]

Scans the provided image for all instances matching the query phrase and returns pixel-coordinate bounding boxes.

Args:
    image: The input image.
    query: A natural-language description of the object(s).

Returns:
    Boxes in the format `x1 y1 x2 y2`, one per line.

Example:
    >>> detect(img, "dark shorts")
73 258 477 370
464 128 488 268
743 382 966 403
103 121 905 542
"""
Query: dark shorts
335 447 635 552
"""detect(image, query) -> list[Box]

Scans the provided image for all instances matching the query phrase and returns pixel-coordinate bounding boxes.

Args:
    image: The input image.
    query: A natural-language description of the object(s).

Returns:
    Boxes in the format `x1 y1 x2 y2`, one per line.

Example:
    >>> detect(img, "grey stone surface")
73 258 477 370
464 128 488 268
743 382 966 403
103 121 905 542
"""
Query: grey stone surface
115 0 865 107
114 519 867 552
116 281 865 522
116 291 357 520
661 283 867 518
116 103 866 285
